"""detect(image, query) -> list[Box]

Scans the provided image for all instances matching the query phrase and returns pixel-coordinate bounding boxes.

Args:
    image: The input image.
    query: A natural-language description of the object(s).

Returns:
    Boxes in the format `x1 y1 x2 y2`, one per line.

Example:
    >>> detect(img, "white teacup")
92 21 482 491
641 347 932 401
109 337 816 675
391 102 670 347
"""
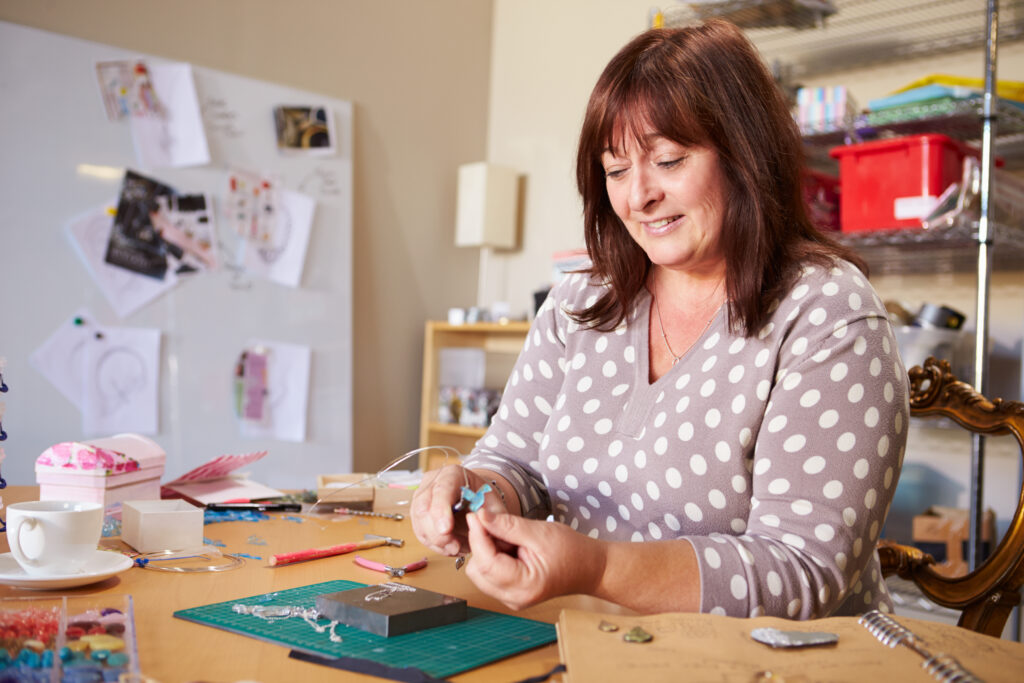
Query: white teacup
6 500 103 576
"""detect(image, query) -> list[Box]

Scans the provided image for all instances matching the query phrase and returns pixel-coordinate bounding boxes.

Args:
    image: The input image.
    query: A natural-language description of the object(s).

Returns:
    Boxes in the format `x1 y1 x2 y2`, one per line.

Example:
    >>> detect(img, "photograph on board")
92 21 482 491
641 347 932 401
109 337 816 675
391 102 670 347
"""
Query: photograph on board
272 105 336 155
105 170 175 280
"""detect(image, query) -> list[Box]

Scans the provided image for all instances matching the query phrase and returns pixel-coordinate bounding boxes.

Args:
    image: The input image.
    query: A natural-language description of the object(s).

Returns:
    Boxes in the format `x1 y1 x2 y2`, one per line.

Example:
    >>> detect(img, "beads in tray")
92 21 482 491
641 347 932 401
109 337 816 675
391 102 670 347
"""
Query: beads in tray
60 607 131 680
0 604 60 681
0 596 137 682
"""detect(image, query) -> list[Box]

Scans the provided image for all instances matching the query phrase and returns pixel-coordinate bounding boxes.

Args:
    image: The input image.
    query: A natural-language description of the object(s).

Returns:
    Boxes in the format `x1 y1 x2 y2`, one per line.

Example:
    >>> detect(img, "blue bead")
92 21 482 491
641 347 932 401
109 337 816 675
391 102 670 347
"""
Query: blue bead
89 650 109 662
104 653 128 667
62 669 103 683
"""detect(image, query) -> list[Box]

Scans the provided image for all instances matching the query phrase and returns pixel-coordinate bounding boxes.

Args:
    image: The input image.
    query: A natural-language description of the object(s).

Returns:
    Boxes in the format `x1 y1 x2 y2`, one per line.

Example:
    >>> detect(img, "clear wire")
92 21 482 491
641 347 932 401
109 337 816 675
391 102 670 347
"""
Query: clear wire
309 445 466 512
136 546 245 573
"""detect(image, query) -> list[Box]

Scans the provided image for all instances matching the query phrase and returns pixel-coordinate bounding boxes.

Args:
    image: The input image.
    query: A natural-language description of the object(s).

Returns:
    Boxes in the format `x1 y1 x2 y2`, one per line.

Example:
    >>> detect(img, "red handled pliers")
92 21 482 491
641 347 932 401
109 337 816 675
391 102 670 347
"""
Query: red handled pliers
353 554 428 578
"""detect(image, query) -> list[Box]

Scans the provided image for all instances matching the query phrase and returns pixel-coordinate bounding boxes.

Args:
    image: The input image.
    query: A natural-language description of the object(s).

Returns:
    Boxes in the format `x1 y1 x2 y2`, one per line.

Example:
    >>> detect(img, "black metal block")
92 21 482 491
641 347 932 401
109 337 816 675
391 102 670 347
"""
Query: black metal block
315 583 468 637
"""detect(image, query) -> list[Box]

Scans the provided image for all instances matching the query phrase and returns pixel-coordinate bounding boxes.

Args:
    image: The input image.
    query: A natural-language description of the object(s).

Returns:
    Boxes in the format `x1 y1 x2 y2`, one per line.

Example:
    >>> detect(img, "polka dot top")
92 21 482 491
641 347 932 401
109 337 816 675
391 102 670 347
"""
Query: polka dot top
464 259 909 619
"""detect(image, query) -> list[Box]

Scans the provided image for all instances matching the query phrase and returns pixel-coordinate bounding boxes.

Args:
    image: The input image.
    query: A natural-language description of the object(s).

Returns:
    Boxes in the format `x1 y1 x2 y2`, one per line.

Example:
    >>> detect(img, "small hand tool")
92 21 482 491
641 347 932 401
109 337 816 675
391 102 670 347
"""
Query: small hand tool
207 502 302 512
269 533 403 567
353 554 428 578
335 507 404 521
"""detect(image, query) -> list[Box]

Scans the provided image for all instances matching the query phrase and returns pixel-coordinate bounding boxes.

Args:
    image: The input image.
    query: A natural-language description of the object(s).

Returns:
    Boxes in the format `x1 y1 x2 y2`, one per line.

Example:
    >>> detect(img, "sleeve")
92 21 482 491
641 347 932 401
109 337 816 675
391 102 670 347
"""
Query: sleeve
684 274 909 619
462 276 577 519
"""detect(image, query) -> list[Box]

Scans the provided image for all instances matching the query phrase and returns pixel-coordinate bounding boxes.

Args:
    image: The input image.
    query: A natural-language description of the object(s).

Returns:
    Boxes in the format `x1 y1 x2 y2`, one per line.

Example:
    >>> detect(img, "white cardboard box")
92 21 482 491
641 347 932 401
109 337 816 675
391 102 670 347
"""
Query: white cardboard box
122 499 204 553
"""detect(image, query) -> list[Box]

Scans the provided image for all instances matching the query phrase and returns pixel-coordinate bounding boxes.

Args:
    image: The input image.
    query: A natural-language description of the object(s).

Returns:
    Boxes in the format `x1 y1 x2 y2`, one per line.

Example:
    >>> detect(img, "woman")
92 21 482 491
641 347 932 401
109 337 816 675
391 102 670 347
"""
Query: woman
412 19 908 620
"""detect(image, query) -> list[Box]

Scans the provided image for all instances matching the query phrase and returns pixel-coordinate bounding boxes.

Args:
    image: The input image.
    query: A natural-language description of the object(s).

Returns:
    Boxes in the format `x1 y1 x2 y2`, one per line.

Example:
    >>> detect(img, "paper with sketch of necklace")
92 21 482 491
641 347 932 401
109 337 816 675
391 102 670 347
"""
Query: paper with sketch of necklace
82 326 161 436
67 203 179 318
129 62 210 169
238 340 310 443
28 307 101 411
236 188 315 288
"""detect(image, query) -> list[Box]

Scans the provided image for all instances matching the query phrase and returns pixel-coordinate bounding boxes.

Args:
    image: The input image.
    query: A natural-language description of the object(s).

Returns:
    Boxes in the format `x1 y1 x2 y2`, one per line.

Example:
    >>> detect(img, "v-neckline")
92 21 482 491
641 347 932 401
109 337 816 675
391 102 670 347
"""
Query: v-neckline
634 288 724 389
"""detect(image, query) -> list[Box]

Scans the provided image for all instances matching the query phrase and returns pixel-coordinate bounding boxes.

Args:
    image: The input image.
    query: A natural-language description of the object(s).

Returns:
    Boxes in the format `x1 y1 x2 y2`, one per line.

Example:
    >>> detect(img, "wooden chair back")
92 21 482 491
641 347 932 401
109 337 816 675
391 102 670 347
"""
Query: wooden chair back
879 357 1024 637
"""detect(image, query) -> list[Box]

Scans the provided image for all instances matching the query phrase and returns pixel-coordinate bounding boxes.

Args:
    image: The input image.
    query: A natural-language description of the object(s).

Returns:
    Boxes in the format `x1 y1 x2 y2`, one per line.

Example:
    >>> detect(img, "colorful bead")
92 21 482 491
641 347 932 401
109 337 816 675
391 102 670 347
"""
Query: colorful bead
104 652 129 667
79 634 124 652
103 623 125 636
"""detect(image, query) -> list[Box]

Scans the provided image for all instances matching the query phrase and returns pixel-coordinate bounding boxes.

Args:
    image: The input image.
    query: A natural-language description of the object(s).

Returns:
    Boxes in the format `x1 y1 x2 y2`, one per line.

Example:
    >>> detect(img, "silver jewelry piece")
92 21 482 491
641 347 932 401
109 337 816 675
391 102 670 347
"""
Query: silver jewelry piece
651 286 721 366
232 603 343 642
364 581 417 602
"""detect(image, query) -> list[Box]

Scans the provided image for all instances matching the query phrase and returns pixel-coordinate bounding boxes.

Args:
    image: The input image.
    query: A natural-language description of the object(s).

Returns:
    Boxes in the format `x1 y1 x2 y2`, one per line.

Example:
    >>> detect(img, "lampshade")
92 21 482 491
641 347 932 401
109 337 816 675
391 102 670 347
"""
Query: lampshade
455 162 518 249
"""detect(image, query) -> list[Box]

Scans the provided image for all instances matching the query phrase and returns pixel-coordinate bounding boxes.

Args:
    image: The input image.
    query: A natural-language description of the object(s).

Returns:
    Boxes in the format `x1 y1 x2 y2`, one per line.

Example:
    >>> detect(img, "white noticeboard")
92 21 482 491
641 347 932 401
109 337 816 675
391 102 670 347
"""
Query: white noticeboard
0 21 354 488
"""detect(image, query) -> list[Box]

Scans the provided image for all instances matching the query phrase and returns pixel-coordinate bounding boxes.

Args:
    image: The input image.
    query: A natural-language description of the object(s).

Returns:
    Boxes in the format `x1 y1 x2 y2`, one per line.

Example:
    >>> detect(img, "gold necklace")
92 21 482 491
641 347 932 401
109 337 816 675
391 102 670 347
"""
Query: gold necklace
652 288 721 365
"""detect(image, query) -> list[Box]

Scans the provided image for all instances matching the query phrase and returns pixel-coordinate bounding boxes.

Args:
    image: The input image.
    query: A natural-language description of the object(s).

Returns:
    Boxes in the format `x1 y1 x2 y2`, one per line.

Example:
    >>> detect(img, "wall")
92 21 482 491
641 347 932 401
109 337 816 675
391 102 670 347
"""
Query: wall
486 0 1024 535
0 0 493 475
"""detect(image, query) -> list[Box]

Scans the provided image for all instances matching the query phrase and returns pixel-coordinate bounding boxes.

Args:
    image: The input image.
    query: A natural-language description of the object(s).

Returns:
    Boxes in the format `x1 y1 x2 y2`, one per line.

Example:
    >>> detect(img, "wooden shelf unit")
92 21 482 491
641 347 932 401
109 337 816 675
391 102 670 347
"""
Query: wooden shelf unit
418 320 531 471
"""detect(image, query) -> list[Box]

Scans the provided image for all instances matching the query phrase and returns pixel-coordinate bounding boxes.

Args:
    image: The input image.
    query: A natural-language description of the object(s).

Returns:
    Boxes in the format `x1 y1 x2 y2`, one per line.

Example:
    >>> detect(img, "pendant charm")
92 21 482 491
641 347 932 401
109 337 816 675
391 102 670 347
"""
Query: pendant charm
598 620 619 632
623 626 653 643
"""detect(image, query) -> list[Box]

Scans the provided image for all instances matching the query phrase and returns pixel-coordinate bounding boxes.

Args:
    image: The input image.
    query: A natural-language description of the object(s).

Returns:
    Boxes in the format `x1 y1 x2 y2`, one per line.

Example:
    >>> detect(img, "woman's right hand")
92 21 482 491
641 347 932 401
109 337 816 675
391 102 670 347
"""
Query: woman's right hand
411 465 507 557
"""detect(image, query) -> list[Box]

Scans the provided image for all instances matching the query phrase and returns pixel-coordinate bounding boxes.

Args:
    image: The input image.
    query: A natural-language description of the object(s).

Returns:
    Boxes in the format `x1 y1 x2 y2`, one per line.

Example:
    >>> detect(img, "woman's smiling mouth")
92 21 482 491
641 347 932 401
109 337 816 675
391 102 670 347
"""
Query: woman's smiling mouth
644 215 683 234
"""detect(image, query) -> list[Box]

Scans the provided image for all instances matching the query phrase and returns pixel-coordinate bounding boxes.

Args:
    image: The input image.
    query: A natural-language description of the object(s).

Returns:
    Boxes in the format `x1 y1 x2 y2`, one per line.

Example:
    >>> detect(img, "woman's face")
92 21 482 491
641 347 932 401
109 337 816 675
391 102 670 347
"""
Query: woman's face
601 126 727 275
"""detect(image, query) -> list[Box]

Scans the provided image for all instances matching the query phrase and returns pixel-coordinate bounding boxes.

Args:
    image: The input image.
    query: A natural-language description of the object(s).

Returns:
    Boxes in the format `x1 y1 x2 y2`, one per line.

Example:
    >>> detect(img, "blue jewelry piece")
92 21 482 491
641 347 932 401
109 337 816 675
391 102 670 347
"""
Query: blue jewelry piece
454 483 492 513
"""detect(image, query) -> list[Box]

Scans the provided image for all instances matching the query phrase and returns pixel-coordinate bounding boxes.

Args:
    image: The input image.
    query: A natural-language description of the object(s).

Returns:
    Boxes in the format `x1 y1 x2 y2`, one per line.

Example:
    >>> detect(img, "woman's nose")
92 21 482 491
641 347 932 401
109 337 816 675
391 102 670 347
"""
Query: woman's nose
628 167 663 211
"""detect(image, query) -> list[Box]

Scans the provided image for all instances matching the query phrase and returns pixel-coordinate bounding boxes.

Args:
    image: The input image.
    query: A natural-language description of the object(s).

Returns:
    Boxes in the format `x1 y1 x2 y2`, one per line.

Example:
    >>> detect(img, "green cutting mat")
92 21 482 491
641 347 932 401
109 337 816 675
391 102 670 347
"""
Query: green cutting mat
173 580 556 678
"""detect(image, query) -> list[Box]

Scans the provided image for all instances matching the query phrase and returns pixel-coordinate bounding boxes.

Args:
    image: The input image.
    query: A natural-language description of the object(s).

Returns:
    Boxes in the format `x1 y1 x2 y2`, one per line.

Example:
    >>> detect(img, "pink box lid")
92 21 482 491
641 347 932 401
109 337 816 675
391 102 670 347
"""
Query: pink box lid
35 433 166 477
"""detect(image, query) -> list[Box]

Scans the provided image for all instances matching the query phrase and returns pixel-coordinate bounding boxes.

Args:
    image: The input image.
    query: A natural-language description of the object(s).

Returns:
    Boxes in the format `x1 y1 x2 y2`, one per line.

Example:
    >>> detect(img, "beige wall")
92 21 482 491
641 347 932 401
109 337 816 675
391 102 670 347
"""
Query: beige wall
0 0 493 472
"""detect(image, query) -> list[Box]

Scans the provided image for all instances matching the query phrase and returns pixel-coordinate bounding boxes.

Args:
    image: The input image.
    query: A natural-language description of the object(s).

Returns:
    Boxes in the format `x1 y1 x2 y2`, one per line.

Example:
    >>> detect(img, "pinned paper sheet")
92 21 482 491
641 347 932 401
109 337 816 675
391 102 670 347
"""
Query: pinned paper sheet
237 340 310 443
161 451 285 504
67 204 179 318
29 309 161 435
240 188 315 288
129 62 210 168
29 307 97 410
82 325 161 436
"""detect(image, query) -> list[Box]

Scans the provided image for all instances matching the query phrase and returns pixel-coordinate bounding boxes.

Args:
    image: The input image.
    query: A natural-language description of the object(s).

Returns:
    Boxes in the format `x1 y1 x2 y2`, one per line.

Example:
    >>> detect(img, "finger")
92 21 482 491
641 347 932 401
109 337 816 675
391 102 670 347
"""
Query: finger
469 505 515 554
410 468 463 554
472 506 529 549
427 466 469 535
466 510 498 560
465 513 527 608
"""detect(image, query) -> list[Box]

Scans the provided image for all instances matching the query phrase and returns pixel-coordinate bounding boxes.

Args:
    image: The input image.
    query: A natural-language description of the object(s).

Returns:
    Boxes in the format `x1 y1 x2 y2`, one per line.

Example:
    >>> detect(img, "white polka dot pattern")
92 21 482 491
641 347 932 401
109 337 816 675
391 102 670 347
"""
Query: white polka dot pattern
463 260 907 620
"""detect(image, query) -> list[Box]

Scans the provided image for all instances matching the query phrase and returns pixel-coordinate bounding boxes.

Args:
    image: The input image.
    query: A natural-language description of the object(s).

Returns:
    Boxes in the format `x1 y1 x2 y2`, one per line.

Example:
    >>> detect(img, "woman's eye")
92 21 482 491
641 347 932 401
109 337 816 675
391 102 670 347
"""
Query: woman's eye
658 156 686 169
604 167 627 179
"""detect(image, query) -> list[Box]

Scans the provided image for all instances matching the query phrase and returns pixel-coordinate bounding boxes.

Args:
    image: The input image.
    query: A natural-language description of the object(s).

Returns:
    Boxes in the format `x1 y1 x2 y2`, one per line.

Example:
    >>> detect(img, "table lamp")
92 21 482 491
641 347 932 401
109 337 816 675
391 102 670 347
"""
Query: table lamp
455 162 519 310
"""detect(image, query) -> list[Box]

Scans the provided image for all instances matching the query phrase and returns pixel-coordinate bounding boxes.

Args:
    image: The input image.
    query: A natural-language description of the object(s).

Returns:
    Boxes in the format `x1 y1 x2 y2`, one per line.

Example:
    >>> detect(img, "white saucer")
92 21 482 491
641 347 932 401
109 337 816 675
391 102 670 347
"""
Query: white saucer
0 550 133 589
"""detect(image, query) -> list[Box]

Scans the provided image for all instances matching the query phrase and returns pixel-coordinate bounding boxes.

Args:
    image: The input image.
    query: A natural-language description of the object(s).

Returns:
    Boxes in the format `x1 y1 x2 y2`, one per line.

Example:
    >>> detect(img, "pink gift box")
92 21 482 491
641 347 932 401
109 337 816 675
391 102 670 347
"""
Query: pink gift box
35 434 166 508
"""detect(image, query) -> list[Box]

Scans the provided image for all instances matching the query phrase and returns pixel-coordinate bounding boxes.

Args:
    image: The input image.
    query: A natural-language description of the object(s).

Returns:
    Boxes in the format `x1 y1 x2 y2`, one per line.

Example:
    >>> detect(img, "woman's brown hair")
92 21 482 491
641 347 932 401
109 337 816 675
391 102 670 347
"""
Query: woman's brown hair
574 19 864 336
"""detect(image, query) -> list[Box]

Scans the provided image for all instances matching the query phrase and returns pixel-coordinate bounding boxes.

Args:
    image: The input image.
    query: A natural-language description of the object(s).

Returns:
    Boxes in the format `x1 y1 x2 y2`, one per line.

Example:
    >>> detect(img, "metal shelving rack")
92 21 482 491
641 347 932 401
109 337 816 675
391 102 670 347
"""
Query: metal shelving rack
666 0 1022 570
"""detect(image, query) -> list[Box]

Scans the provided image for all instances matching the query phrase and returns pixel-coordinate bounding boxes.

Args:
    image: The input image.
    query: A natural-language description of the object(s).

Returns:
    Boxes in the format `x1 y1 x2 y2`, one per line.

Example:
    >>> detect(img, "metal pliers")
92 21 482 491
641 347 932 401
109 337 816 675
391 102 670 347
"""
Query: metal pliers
353 554 428 578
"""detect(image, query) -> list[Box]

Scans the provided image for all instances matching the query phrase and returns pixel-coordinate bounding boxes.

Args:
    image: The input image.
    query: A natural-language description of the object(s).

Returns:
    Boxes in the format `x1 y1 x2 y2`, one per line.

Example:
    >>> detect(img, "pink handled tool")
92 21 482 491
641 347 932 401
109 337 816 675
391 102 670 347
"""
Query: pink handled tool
353 554 428 578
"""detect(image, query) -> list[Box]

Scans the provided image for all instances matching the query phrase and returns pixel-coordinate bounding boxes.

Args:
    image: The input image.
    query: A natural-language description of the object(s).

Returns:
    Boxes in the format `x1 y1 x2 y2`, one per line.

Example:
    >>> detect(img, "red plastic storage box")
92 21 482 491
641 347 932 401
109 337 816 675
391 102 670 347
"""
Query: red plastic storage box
829 134 979 233
803 169 841 232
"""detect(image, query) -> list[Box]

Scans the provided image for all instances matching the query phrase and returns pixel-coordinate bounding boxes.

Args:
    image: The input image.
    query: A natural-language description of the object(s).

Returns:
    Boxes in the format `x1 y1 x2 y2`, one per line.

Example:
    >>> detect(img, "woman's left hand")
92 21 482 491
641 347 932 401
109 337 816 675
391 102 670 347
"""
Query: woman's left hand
464 507 606 610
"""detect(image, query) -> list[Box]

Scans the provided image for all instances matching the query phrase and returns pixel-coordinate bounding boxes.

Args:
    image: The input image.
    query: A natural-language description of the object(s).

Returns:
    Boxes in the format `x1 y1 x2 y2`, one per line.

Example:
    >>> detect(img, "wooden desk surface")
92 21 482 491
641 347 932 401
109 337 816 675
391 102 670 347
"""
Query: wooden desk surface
5 487 1022 682
0 486 625 682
